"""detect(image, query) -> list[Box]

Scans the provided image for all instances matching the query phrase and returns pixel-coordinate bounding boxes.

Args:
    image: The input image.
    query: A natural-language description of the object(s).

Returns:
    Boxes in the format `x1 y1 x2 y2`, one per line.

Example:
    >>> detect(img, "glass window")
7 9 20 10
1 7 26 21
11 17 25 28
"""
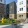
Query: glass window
19 15 23 17
27 1 28 4
20 8 23 11
26 13 28 18
0 0 2 2
9 11 11 13
10 6 12 9
22 1 23 4
19 2 21 5
20 8 21 11
9 15 12 19
19 1 23 5
27 8 28 12
21 15 23 17
22 8 23 11
19 15 21 17
22 15 23 17
1 0 2 2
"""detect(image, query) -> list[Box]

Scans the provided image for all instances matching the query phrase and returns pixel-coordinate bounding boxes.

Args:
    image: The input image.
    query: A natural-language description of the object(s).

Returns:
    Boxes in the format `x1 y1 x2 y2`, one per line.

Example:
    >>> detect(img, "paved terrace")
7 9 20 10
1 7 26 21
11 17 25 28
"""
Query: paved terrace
0 23 28 28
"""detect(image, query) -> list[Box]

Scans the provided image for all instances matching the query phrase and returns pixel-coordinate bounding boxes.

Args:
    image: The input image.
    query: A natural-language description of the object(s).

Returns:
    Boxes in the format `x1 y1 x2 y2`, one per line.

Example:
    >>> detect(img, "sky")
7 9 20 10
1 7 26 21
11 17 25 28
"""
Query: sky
6 0 17 4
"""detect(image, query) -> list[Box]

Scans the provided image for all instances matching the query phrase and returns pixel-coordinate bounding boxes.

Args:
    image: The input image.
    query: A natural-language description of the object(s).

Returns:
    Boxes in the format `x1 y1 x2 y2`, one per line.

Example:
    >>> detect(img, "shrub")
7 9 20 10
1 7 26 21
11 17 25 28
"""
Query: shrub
11 19 17 24
9 19 16 24
1 18 9 24
2 18 5 24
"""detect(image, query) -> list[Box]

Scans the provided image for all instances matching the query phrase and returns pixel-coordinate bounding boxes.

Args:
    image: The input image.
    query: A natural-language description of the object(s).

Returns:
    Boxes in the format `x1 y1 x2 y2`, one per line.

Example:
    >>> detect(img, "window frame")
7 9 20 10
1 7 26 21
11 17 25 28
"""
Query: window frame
19 15 23 17
19 1 23 5
20 8 23 11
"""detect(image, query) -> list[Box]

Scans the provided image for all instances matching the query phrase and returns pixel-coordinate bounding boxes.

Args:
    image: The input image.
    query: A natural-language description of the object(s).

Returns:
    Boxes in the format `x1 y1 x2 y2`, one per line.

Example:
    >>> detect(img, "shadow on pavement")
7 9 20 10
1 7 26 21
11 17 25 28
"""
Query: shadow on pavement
2 24 24 28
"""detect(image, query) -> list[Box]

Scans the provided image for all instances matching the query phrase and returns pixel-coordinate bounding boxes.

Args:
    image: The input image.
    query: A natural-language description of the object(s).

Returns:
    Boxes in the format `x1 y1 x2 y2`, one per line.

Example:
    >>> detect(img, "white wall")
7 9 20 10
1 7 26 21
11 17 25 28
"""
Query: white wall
0 0 6 4
17 0 26 14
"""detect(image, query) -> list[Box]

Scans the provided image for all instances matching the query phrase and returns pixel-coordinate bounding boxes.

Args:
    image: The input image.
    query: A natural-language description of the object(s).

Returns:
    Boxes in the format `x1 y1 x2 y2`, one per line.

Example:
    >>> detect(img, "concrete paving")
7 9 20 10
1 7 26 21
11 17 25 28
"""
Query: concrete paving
0 23 28 28
0 25 17 28
17 23 28 28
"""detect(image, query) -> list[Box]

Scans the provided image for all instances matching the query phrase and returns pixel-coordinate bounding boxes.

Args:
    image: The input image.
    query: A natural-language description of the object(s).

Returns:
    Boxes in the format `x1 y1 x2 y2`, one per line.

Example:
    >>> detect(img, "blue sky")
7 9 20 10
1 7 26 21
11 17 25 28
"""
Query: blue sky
6 0 17 4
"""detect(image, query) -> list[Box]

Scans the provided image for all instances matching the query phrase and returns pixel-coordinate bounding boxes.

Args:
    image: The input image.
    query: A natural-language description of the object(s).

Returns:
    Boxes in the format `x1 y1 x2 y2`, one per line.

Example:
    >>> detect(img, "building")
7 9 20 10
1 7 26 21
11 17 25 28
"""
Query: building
6 4 9 18
0 0 6 4
17 0 28 20
0 0 6 20
9 2 17 19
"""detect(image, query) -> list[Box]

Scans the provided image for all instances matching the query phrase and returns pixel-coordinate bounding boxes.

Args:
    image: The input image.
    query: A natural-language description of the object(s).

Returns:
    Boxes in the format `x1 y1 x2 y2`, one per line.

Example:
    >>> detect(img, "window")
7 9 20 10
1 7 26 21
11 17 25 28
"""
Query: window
19 15 23 17
20 8 23 11
9 11 11 13
19 1 23 5
19 2 21 5
22 1 23 4
27 8 28 12
0 0 2 2
7 12 8 13
26 13 28 18
19 15 21 17
9 15 12 19
20 8 21 11
1 0 2 2
22 15 23 17
10 6 12 9
27 1 28 4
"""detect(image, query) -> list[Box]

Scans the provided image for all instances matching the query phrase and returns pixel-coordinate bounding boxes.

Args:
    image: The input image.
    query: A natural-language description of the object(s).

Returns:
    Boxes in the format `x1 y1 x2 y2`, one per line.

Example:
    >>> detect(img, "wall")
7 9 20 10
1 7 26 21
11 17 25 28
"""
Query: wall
17 0 26 14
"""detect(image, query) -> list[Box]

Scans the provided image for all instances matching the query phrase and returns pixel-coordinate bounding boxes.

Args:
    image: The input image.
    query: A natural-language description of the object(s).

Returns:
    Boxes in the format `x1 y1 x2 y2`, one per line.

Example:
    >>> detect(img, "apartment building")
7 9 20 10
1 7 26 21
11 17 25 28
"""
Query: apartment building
0 0 6 4
17 0 28 20
9 2 17 19
0 0 6 20
6 4 9 18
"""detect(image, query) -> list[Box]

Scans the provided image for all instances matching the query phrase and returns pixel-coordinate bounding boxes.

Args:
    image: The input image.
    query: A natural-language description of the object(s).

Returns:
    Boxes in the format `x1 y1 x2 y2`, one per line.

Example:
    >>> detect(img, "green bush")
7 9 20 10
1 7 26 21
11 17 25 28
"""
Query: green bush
9 21 12 24
0 18 17 25
9 19 17 24
1 18 9 25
